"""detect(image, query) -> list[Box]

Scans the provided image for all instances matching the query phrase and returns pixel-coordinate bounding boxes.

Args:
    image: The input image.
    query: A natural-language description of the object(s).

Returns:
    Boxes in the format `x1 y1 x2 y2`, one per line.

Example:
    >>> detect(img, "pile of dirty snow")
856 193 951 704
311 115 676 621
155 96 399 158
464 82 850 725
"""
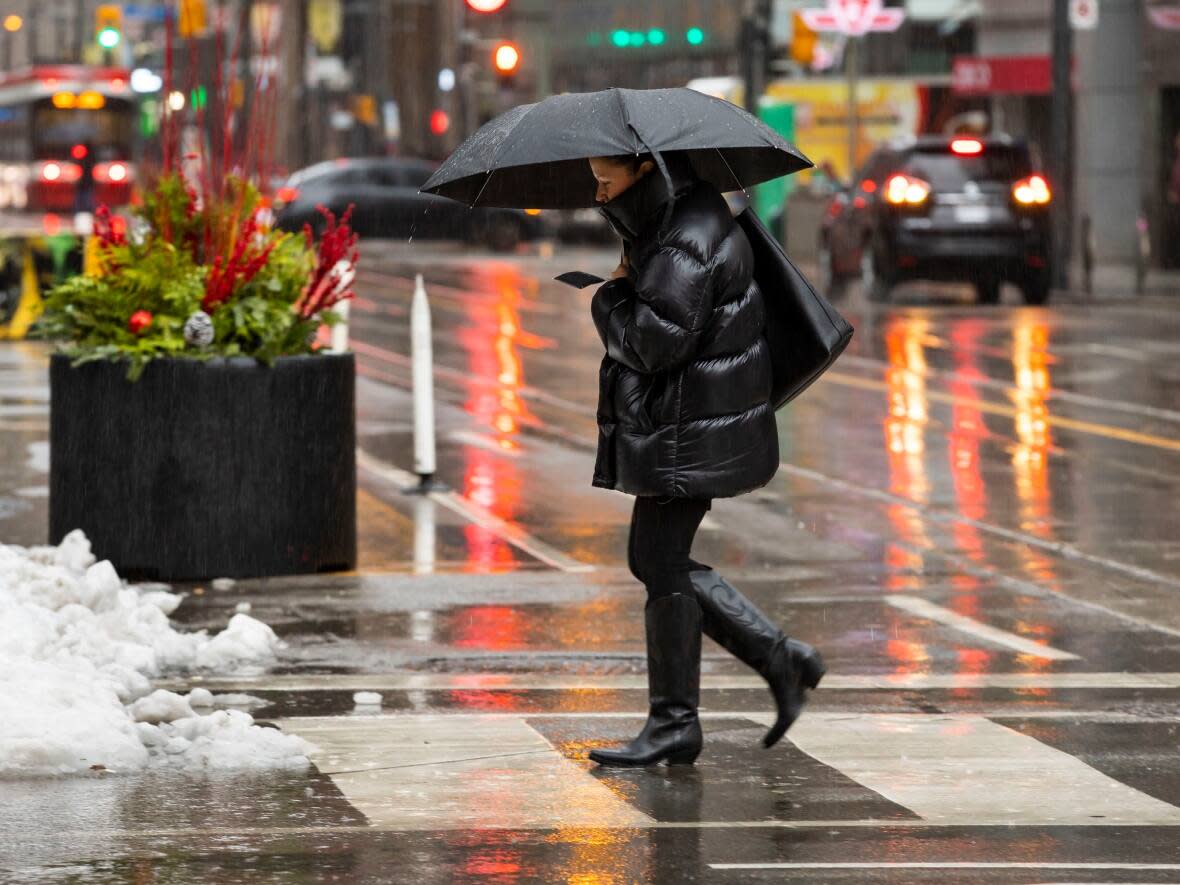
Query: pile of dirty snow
0 531 315 776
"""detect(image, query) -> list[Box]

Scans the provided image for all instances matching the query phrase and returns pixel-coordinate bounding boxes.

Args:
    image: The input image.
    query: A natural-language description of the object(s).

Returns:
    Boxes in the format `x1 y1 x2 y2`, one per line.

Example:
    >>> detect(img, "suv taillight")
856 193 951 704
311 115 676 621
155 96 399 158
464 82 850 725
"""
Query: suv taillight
1013 175 1051 206
885 174 931 206
37 161 82 184
93 161 132 184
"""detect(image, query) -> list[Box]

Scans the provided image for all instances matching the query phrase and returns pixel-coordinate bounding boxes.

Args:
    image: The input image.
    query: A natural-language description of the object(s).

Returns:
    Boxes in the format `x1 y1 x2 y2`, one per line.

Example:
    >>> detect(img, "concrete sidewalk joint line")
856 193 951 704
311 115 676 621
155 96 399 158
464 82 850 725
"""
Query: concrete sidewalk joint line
779 461 1180 596
357 447 595 573
163 671 1180 692
711 862 1180 870
838 352 1180 425
821 369 1180 453
887 595 1081 660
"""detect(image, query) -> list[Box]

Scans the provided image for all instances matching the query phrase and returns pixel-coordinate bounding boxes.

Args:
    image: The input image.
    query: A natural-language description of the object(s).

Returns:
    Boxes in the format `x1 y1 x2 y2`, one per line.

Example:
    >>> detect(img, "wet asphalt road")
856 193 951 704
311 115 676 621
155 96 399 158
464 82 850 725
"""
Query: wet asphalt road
2 240 1180 883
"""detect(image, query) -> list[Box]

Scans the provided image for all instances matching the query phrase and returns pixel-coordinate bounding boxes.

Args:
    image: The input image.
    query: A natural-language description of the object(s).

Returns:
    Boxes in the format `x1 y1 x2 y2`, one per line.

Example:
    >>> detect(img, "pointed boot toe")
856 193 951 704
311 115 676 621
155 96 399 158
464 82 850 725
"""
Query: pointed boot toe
761 640 826 749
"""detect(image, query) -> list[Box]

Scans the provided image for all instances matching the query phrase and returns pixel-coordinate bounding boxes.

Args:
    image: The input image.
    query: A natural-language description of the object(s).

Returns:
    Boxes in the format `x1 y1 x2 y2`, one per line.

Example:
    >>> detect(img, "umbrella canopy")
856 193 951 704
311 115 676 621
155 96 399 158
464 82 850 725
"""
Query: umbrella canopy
421 87 812 209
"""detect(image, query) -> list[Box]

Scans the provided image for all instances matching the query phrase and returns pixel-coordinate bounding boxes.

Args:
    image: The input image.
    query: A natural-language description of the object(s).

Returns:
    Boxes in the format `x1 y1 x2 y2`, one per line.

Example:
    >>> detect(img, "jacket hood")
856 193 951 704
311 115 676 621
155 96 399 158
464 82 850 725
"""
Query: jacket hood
599 151 698 241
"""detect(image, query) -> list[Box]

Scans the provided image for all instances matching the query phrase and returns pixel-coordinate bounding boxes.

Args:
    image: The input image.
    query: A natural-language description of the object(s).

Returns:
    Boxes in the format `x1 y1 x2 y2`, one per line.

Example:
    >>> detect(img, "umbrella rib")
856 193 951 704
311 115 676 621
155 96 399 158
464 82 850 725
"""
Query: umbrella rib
470 170 494 208
474 101 538 205
715 148 747 194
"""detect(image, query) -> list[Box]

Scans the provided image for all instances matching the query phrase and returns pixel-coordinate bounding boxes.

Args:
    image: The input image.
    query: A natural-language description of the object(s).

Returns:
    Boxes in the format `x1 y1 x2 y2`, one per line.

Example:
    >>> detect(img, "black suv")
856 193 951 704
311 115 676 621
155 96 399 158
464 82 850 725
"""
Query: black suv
820 136 1052 304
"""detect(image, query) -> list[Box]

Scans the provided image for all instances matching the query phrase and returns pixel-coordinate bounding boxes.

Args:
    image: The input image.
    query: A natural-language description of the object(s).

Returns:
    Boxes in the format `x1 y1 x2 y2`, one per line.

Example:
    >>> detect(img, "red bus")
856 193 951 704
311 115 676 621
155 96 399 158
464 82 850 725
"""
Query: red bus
0 65 137 212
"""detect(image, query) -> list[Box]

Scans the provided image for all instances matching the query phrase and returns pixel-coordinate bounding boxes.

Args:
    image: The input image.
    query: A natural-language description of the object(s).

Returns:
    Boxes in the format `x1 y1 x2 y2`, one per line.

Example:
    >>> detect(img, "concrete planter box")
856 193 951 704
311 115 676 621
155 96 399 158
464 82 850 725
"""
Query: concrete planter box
49 353 356 581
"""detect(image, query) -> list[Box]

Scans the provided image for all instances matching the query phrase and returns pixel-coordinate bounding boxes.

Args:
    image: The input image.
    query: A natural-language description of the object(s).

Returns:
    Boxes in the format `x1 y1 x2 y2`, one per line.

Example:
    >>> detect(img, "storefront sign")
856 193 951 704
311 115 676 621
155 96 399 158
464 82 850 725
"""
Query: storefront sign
1148 6 1180 29
1070 0 1099 29
951 56 1053 95
800 0 906 37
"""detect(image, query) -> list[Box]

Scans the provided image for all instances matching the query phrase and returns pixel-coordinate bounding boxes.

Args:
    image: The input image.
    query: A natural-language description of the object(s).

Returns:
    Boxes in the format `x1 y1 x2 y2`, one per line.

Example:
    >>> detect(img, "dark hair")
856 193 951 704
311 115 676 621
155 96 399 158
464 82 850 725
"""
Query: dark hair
603 153 654 173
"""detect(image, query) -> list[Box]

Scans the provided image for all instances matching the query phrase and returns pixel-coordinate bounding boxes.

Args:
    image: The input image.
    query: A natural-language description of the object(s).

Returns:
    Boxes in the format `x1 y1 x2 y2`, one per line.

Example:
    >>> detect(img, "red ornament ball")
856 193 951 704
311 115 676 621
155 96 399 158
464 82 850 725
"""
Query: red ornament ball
128 310 153 335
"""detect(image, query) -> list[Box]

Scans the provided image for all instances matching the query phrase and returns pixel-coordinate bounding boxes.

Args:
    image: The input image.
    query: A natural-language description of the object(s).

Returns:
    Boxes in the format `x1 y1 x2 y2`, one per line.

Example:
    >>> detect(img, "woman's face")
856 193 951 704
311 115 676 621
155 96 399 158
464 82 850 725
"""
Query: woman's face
589 157 654 203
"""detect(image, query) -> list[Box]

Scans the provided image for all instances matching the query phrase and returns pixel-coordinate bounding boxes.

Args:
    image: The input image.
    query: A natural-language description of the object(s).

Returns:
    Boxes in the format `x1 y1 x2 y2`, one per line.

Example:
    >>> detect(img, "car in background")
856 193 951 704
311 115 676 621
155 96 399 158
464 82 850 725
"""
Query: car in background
553 207 616 245
820 135 1052 304
273 156 548 252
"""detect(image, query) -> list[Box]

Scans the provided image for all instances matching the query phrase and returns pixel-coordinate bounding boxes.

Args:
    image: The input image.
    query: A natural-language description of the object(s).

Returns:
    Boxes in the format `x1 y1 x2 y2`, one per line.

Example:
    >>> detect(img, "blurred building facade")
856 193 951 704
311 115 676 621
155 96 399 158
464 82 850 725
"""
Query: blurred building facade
971 0 1176 283
0 0 1176 279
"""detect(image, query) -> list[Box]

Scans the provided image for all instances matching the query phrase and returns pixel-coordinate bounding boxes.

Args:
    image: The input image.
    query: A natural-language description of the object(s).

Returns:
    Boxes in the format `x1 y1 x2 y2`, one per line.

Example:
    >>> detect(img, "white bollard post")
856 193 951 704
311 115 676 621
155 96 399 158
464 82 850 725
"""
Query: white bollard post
329 298 350 352
408 273 444 492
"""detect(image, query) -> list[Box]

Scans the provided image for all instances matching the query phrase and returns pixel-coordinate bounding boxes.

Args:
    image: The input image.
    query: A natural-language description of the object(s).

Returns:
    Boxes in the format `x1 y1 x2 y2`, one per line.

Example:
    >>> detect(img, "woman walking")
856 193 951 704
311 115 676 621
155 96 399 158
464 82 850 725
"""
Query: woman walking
586 150 825 767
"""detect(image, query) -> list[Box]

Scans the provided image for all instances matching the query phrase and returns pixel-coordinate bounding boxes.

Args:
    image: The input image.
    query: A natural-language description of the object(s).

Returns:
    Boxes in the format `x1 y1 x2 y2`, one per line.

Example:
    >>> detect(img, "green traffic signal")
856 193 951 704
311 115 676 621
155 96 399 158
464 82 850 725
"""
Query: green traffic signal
628 31 646 47
686 27 705 45
648 28 665 45
611 29 629 47
97 26 120 48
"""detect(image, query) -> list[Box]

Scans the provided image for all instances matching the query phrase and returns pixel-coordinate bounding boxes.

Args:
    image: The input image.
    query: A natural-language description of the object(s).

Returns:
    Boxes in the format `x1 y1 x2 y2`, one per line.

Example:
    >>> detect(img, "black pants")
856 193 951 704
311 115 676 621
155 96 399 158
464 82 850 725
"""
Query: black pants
627 496 712 601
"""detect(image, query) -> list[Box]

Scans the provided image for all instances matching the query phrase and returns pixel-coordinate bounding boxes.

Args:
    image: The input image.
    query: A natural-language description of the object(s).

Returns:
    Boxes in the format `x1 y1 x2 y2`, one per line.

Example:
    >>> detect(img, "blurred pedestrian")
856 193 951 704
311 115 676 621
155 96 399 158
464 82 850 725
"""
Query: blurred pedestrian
586 150 825 767
1166 133 1180 268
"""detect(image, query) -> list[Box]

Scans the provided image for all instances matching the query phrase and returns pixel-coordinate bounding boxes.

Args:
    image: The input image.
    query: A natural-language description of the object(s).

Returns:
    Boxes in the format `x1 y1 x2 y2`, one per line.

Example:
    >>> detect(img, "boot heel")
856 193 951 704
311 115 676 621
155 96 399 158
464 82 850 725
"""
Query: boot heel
800 651 826 690
666 747 701 765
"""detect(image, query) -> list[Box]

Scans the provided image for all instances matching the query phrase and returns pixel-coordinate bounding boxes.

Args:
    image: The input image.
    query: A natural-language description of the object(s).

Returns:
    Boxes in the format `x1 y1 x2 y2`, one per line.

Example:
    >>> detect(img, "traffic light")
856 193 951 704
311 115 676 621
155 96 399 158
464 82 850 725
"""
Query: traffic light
465 0 506 11
493 41 520 86
95 4 121 49
608 28 670 49
685 26 706 45
790 12 817 66
178 0 207 38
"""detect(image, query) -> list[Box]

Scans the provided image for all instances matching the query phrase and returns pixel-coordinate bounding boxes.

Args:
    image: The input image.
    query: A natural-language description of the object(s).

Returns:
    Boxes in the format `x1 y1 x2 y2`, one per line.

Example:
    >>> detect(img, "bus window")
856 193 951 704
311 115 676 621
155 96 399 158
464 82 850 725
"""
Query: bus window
31 99 134 160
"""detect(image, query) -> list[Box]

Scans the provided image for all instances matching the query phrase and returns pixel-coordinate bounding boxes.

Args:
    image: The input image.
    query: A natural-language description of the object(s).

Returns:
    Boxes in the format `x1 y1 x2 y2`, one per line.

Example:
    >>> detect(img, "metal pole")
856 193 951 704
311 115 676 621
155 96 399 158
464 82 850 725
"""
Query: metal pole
740 0 771 114
407 273 446 494
847 36 860 182
1050 0 1073 291
74 0 85 62
329 297 350 352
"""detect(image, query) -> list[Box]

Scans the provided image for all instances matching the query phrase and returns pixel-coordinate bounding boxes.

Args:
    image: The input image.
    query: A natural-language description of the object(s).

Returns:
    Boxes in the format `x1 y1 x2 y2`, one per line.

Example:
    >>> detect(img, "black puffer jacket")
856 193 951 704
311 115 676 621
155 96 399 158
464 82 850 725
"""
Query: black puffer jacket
590 153 778 499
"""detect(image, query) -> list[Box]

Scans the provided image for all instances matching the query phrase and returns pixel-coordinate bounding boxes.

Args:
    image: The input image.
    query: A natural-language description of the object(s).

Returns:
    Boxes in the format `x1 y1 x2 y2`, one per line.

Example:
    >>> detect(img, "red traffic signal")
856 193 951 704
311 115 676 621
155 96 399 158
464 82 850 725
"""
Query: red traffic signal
429 109 450 136
493 42 520 74
466 0 507 11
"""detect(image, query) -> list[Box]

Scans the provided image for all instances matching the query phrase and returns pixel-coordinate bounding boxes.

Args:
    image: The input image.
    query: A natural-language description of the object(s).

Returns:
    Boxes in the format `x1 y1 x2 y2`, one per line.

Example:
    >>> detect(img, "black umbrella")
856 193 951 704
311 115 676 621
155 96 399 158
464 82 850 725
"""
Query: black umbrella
421 87 812 209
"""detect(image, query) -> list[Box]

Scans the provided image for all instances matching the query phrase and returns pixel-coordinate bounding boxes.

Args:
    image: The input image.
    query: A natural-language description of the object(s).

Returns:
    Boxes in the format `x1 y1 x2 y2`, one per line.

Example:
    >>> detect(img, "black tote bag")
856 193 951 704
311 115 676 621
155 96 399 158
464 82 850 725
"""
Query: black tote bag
735 207 854 410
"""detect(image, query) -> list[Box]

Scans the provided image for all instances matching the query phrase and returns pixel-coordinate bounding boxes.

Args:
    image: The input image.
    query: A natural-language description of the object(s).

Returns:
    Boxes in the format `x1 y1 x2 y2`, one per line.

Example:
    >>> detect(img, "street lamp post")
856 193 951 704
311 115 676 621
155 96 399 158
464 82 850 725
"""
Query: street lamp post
1049 0 1074 291
1 15 21 71
800 0 905 182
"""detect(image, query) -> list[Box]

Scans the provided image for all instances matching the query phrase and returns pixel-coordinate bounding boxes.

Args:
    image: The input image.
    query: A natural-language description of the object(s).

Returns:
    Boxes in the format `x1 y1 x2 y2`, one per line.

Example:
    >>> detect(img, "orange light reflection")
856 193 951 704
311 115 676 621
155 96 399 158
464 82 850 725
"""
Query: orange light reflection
882 316 933 589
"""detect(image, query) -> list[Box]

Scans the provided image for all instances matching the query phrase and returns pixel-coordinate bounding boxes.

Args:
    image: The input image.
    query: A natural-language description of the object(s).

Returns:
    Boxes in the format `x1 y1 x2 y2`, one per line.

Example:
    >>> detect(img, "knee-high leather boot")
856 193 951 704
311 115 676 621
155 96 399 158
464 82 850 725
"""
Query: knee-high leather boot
589 593 703 767
689 569 825 748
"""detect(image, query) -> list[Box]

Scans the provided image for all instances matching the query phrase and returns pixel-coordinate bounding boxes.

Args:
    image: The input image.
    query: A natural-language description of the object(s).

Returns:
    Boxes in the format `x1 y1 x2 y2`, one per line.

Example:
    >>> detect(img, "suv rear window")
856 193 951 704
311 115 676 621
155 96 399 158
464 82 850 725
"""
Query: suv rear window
902 146 1032 190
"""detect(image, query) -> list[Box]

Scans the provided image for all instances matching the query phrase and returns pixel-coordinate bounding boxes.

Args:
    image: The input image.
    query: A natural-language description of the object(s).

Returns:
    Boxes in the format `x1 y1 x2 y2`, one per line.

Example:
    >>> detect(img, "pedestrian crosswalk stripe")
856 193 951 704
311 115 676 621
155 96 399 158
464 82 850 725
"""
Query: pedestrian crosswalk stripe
887 595 1080 660
273 713 1180 832
754 713 1180 826
278 715 652 831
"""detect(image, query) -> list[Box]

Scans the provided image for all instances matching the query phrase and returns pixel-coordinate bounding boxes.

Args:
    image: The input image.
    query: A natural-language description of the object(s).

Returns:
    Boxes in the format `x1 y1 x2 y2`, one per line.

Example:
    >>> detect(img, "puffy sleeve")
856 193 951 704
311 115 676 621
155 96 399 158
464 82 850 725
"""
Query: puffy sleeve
588 244 713 374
